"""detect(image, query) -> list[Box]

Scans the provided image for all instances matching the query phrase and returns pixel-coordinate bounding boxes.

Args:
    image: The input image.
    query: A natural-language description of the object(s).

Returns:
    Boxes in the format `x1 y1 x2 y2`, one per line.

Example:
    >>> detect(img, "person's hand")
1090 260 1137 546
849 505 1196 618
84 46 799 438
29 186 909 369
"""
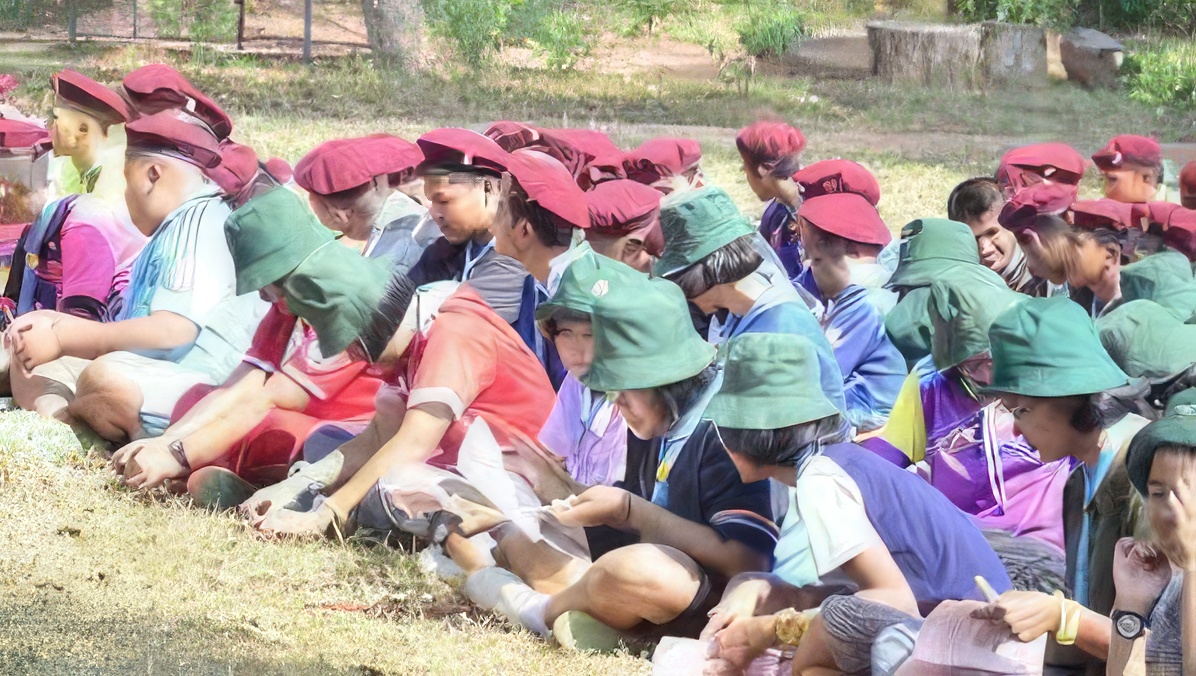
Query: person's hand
1159 471 1196 574
1113 537 1173 614
254 502 334 538
701 581 764 640
550 485 632 529
705 615 777 673
503 431 584 503
238 474 313 527
112 439 186 489
6 310 63 371
970 590 1060 642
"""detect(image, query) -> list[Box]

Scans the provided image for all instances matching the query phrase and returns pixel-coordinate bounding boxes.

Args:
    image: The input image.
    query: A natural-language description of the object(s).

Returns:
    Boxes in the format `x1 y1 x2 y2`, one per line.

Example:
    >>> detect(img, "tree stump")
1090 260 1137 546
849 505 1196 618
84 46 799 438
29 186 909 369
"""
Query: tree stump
867 21 982 90
1060 27 1124 90
980 21 1047 86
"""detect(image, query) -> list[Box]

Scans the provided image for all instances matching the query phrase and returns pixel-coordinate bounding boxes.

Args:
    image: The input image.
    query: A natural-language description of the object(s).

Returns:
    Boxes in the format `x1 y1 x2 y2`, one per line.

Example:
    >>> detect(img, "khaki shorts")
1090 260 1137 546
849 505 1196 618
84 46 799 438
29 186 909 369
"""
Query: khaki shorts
34 351 216 438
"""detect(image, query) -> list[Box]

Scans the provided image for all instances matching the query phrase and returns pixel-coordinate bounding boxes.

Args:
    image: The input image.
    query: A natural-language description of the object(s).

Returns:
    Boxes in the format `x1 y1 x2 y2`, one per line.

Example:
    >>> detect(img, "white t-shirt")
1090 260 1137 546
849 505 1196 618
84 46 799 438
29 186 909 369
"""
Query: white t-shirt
773 456 885 587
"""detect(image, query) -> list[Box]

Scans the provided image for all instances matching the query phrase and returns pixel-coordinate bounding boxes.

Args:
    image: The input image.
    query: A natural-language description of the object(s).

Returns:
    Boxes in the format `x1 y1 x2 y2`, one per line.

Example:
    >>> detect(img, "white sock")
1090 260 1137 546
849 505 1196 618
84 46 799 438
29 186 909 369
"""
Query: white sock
463 567 550 636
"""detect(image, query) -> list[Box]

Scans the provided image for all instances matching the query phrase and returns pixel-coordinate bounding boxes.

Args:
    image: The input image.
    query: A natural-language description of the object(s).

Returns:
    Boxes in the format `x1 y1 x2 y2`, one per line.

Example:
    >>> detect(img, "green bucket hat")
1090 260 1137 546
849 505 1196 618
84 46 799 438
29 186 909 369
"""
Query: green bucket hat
1098 299 1196 380
653 185 755 277
224 187 336 295
929 268 1025 371
1126 388 1196 497
987 295 1130 398
705 333 840 430
1119 250 1196 323
281 243 394 358
534 251 640 323
581 274 716 392
885 218 981 289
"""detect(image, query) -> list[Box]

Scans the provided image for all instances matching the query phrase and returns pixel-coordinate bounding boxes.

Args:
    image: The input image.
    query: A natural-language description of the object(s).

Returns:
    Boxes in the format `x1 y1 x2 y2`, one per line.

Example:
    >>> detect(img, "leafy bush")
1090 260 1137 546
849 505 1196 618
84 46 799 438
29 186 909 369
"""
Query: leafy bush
531 9 592 69
956 0 1078 30
424 0 512 66
1122 39 1196 108
620 0 682 34
148 0 237 41
736 1 808 57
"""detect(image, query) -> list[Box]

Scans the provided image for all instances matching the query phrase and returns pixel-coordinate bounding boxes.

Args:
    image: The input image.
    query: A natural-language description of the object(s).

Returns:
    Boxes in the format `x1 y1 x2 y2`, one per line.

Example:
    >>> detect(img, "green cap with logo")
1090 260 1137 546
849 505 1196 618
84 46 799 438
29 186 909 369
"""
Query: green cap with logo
886 218 981 289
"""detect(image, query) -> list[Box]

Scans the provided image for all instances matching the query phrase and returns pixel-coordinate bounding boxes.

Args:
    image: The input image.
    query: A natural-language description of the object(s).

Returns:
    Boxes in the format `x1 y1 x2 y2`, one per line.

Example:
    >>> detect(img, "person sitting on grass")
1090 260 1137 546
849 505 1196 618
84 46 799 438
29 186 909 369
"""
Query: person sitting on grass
445 259 777 650
1110 389 1196 676
485 147 594 387
947 176 1059 297
974 296 1151 672
791 159 892 312
735 120 806 279
697 333 1011 675
654 186 848 421
582 179 662 274
6 111 266 440
293 134 429 274
106 188 407 499
1092 135 1164 205
406 128 529 324
883 218 999 369
45 69 130 201
794 192 905 432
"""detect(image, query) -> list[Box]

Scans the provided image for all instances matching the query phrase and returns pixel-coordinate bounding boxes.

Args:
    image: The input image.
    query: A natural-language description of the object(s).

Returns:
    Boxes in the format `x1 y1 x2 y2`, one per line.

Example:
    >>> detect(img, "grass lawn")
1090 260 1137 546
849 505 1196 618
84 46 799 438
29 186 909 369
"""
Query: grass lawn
0 35 1193 673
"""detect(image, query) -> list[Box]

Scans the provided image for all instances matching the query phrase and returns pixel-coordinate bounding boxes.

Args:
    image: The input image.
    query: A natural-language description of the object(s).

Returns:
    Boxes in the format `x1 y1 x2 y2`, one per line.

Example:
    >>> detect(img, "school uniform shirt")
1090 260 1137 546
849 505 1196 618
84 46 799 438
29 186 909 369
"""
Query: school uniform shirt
757 198 802 279
820 284 906 432
1145 571 1186 676
114 190 267 383
1063 413 1151 616
362 191 429 274
400 287 556 469
514 242 592 388
538 373 627 487
860 371 1070 548
707 262 848 420
796 259 898 317
773 443 1012 606
407 236 528 325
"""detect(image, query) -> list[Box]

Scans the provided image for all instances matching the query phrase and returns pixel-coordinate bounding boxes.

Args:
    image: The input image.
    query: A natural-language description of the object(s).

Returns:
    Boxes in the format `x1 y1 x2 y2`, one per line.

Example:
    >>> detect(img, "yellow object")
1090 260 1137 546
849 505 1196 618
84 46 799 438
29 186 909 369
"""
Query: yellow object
774 608 810 647
1053 590 1083 646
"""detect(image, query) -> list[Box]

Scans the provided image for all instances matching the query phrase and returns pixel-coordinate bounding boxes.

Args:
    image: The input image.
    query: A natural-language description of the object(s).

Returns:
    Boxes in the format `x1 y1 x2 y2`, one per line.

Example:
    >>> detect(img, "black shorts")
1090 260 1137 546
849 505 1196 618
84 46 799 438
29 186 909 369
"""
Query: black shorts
626 567 728 641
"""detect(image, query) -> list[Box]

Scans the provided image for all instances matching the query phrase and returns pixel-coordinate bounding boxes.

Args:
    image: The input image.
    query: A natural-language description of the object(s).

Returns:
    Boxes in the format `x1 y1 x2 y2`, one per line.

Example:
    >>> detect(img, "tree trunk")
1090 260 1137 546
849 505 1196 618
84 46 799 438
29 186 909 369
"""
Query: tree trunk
867 20 982 90
361 0 425 70
979 21 1047 87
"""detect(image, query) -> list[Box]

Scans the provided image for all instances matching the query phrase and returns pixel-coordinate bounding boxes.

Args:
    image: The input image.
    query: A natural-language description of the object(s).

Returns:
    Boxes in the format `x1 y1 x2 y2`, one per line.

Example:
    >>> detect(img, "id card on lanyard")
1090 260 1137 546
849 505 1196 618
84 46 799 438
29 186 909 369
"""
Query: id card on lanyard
651 367 724 506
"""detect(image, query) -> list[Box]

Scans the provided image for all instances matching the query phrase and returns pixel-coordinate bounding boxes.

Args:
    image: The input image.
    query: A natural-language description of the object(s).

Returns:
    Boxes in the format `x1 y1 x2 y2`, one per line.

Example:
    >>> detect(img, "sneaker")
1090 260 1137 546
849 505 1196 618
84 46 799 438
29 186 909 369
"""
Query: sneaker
418 544 467 584
187 466 258 511
551 610 624 653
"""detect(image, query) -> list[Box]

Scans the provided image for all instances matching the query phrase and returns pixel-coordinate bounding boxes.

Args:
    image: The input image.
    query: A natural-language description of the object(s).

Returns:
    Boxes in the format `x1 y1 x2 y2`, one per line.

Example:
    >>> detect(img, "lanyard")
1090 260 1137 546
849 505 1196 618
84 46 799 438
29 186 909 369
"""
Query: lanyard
461 239 495 281
653 368 723 503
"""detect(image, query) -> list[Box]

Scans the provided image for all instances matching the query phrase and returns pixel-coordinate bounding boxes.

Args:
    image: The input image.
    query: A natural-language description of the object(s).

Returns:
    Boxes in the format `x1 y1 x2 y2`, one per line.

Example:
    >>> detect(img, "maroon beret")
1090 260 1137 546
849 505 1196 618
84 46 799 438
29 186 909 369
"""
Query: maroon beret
206 140 259 196
797 192 891 246
417 128 510 174
997 182 1078 232
1164 208 1196 261
585 179 664 255
265 157 293 184
52 70 129 126
794 159 881 207
543 128 620 159
506 148 590 231
582 150 628 188
997 142 1087 190
1143 201 1182 228
294 134 423 196
125 110 222 170
1092 135 1162 171
1070 199 1143 231
484 121 542 152
121 64 232 139
735 121 805 169
0 118 51 150
624 138 702 184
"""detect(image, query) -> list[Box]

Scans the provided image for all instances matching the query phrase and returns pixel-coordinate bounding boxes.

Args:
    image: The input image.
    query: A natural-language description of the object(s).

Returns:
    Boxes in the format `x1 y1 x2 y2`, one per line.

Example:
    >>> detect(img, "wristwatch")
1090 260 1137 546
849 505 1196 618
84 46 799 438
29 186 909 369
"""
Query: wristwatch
1112 610 1147 640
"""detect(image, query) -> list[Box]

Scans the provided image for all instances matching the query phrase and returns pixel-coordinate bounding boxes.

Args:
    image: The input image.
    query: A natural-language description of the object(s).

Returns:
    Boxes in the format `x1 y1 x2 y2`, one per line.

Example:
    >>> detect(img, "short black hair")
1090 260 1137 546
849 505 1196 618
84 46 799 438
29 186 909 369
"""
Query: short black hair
948 177 1004 223
665 234 762 299
356 271 418 362
657 362 718 427
717 414 846 467
541 306 591 338
501 181 572 248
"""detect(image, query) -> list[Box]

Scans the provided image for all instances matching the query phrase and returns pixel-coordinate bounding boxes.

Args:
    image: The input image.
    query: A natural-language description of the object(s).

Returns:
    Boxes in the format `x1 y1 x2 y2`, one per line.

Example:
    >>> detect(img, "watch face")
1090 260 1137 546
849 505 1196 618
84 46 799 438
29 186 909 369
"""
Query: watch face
1116 613 1143 638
